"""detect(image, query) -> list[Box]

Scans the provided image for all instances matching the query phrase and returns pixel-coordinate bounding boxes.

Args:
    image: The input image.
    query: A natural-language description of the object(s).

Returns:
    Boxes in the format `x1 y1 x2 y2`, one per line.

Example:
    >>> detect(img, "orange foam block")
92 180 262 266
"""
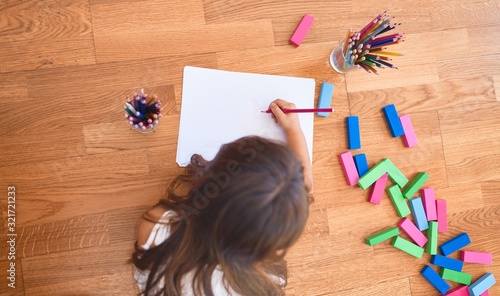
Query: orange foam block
461 250 493 265
339 151 360 186
400 114 418 147
290 14 315 46
369 173 388 204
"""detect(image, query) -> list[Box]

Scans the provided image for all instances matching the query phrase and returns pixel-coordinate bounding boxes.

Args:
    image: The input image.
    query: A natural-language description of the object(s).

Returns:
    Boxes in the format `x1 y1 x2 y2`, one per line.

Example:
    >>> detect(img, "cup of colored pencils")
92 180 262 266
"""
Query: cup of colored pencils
330 11 404 74
123 89 162 134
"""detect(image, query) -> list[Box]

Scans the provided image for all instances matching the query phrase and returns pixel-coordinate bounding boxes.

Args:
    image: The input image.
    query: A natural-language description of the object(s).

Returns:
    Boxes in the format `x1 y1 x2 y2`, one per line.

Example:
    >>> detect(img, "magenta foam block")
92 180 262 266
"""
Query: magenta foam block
400 114 418 147
289 14 315 46
481 291 490 296
339 151 360 186
445 285 469 295
461 250 493 265
369 173 388 205
422 188 437 221
398 217 428 247
436 199 448 232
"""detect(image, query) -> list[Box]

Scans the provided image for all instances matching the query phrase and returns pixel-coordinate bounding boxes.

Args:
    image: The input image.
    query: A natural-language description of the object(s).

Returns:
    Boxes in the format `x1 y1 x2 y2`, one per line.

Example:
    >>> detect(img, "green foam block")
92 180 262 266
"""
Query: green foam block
402 172 429 199
392 236 424 258
357 160 387 190
365 227 400 246
382 158 408 188
425 221 438 255
440 268 472 285
388 184 411 217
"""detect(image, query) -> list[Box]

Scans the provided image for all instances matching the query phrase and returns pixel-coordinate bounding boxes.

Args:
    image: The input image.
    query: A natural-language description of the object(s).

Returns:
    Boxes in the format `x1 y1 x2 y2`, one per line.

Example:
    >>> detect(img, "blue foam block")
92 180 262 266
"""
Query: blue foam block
409 197 429 231
353 153 369 177
439 233 471 256
420 265 450 294
317 82 334 117
382 104 404 137
430 255 464 272
469 273 496 296
346 116 361 149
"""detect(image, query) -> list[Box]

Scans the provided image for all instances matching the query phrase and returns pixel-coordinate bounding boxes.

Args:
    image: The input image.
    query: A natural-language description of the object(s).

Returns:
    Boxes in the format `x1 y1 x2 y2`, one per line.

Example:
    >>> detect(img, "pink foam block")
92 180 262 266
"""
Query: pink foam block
339 151 360 186
289 14 315 46
461 250 493 265
436 199 448 233
369 173 388 204
422 188 437 221
444 285 469 295
400 114 418 147
481 290 490 296
398 217 428 247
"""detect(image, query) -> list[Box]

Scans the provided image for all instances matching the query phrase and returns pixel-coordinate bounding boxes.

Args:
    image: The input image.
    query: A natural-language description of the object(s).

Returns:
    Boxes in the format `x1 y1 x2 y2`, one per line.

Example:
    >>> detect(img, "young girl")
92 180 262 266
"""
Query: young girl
132 99 314 295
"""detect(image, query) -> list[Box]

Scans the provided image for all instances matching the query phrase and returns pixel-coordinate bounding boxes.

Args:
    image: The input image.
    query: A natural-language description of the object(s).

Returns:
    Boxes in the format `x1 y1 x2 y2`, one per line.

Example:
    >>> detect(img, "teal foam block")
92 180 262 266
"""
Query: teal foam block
402 172 429 199
317 82 334 117
409 197 429 231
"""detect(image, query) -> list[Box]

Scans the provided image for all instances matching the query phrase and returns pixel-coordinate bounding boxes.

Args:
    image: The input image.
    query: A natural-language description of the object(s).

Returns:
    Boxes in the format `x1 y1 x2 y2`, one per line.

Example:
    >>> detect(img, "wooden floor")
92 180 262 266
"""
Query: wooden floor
1 0 499 295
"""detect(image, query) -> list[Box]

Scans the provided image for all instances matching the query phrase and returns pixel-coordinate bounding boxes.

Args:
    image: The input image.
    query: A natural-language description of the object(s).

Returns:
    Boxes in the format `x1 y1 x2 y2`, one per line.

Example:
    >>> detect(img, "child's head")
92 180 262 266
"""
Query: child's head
183 136 310 263
138 136 311 295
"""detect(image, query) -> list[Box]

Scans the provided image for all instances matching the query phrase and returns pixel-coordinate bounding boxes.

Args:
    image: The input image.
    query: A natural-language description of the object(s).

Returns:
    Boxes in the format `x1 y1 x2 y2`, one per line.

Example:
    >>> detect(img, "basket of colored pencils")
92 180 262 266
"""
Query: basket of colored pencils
332 11 404 74
123 89 162 133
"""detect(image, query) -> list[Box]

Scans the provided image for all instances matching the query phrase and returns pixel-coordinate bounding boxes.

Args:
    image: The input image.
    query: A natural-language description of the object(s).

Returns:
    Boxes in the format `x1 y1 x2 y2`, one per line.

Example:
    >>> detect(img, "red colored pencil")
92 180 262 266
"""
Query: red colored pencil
262 108 333 114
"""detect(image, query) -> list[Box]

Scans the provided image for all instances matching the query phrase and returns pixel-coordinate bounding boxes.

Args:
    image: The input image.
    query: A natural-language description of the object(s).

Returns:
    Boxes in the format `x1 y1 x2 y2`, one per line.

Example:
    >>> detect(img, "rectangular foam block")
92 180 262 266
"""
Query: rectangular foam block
436 199 448 232
365 227 399 246
382 104 405 137
440 233 471 256
461 250 493 265
422 188 438 221
346 116 361 149
441 268 472 285
391 236 424 258
402 172 429 199
469 273 496 296
339 151 360 186
481 290 490 296
353 153 369 177
426 221 438 255
409 197 429 231
289 14 315 46
369 173 388 205
317 82 334 117
400 114 418 147
444 285 469 296
388 185 411 217
431 254 464 272
398 217 428 247
382 158 408 187
357 159 387 190
420 265 451 294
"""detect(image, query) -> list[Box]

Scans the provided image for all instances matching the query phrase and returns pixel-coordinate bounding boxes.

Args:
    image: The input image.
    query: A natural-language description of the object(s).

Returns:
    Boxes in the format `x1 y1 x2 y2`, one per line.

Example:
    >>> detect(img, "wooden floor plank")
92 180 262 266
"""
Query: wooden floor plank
0 0 499 294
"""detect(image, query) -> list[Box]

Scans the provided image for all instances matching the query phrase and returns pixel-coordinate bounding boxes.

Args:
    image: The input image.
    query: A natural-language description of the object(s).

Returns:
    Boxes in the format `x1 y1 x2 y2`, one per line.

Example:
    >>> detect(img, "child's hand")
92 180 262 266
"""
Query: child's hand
269 99 302 135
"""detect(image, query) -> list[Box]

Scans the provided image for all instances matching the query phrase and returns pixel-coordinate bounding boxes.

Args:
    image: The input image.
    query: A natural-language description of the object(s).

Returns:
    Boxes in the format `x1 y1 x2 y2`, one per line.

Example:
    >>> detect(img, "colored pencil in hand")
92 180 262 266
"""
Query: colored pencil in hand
261 107 333 114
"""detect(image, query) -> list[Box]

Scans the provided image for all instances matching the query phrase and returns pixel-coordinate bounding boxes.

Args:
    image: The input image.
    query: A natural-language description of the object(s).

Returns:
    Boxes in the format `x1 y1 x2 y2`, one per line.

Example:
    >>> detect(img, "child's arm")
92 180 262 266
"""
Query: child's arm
269 99 314 193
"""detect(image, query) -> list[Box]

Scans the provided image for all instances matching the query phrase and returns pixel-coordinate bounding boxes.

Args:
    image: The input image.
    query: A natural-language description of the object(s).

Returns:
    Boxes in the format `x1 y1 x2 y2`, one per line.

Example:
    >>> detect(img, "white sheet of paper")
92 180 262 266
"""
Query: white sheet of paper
176 66 315 166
